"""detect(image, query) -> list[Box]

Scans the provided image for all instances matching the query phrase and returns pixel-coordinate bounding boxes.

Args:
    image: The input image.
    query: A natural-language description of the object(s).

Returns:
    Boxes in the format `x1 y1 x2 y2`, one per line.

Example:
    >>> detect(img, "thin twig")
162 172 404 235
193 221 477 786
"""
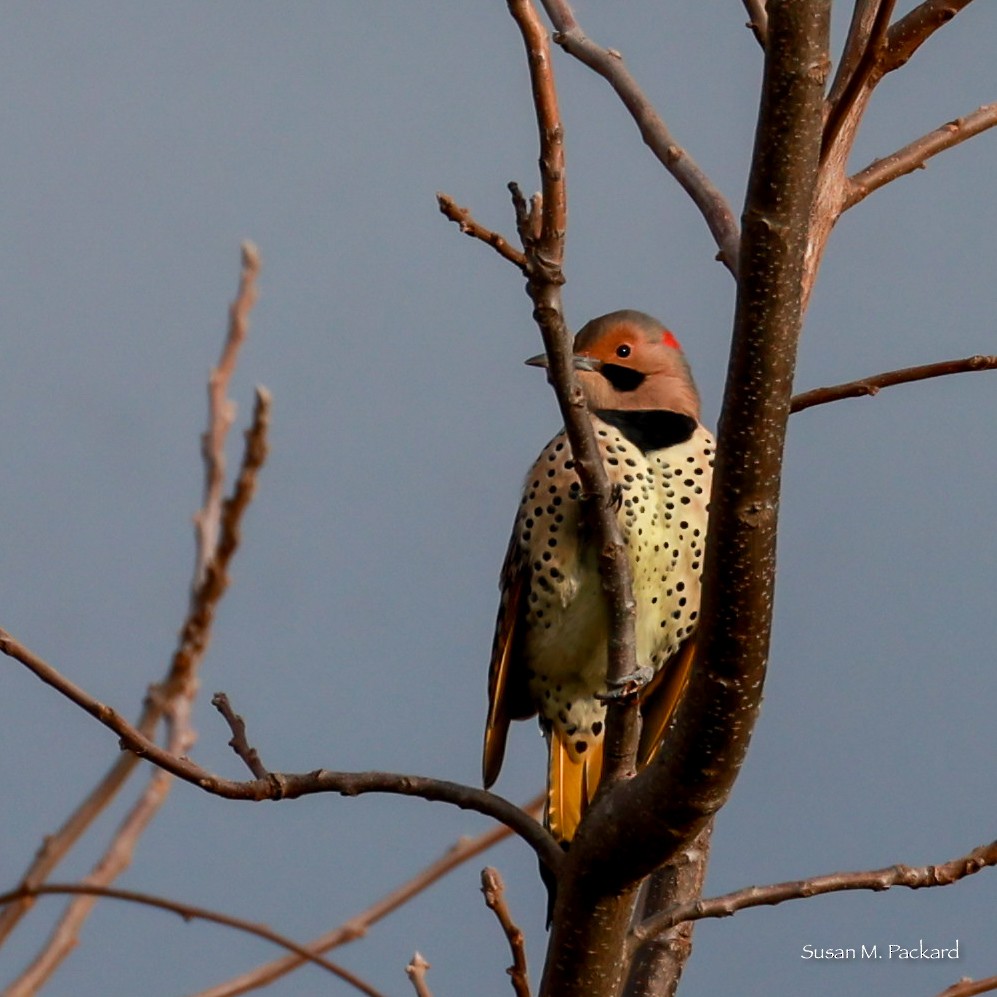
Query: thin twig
538 0 740 275
508 0 567 247
406 952 434 997
212 692 271 779
884 0 975 73
5 387 270 992
0 883 384 997
937 974 997 997
0 727 152 946
631 839 997 944
437 193 527 270
0 243 264 964
741 0 769 47
481 868 531 997
189 796 543 997
4 712 195 997
0 629 562 872
790 353 997 412
193 241 262 591
844 103 997 210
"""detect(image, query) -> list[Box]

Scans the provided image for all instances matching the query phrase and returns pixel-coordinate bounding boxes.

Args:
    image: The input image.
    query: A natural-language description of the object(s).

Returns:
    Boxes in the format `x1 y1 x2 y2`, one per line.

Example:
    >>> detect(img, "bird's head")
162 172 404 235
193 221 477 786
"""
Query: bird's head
526 310 700 419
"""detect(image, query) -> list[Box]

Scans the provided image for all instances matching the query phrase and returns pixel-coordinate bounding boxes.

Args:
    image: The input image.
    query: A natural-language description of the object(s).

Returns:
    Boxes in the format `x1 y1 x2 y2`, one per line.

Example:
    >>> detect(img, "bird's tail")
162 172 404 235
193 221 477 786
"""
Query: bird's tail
546 730 603 843
544 640 697 842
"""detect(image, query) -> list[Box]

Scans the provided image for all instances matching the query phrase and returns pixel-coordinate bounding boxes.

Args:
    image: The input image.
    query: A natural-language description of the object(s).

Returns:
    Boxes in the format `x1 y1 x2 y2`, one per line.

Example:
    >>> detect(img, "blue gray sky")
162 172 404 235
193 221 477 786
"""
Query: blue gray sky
2 5 995 996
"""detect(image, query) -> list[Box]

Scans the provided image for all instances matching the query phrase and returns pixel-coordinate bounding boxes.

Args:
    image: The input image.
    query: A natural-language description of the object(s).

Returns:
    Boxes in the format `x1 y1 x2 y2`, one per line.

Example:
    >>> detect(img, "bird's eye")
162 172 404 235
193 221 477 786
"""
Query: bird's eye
615 344 632 358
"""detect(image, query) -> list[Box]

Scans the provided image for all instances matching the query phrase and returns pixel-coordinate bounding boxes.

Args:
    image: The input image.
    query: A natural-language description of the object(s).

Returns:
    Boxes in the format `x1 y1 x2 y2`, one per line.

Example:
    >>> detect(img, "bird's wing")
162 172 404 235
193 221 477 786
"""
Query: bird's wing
637 636 697 768
482 530 535 788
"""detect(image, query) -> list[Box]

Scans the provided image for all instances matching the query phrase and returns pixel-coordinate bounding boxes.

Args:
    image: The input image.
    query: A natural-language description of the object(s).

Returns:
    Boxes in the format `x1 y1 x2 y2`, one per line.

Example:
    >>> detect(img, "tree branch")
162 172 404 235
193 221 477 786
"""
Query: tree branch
212 691 271 779
538 0 740 275
826 0 888 111
822 0 896 162
190 796 543 997
0 883 385 997
565 0 831 889
406 953 434 997
790 353 997 412
883 0 976 74
622 822 712 997
844 103 997 210
481 868 531 997
0 243 264 956
4 709 196 997
506 0 643 800
0 629 561 872
538 3 832 994
741 0 769 48
437 192 527 270
937 974 997 997
631 839 997 943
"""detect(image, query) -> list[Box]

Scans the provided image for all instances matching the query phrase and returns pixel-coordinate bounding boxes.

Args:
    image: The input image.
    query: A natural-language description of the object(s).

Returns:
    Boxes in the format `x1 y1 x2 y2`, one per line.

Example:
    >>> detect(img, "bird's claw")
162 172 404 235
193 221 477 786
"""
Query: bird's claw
599 665 655 701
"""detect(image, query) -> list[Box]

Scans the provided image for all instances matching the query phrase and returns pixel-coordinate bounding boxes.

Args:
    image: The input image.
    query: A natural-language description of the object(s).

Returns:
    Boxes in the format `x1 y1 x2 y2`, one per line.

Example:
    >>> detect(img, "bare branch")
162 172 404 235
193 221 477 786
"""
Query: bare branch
193 240 261 589
0 729 151 946
437 192 527 270
538 0 740 275
0 629 562 872
4 710 196 996
826 1 887 110
805 4 986 302
0 883 385 997
937 974 997 997
884 0 975 74
822 0 896 162
191 796 543 997
505 0 644 799
741 0 769 47
562 0 831 889
791 353 997 412
212 692 271 779
7 384 271 988
508 0 567 246
845 103 997 210
406 953 434 997
481 868 531 997
622 822 712 997
0 244 264 956
539 5 832 990
632 839 997 944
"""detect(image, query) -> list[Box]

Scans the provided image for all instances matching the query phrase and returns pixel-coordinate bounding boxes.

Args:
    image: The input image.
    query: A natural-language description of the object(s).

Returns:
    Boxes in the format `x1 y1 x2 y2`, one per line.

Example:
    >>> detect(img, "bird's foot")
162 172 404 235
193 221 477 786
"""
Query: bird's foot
599 665 655 701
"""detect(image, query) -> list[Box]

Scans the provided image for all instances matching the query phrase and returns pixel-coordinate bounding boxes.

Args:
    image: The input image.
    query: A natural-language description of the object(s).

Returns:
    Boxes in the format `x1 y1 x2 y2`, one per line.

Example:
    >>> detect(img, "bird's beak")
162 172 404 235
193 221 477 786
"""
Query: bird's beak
524 352 601 371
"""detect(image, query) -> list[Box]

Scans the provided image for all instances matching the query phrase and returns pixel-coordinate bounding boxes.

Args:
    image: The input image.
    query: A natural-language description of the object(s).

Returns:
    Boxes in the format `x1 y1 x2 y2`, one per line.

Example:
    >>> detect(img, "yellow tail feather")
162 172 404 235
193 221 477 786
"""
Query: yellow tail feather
546 732 604 843
545 640 696 842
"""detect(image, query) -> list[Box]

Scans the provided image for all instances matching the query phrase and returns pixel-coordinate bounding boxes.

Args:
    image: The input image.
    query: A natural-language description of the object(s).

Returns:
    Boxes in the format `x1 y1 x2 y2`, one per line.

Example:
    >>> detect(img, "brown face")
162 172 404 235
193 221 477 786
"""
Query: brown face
571 321 699 417
574 322 683 377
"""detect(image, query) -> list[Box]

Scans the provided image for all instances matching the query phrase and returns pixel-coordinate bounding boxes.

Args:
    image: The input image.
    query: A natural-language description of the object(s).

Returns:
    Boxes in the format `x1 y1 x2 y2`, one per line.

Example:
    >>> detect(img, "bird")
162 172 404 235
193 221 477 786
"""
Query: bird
482 309 714 842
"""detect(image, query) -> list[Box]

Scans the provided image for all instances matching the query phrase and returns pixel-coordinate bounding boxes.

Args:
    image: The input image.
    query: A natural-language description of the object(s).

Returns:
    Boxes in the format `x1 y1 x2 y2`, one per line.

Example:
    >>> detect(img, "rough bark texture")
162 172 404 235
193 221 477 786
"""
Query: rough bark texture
622 823 713 997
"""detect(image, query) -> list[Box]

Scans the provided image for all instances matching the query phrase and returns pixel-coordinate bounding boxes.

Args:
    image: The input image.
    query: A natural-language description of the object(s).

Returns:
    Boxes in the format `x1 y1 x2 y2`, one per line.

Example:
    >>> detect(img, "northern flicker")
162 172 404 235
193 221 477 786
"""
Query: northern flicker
483 310 714 842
